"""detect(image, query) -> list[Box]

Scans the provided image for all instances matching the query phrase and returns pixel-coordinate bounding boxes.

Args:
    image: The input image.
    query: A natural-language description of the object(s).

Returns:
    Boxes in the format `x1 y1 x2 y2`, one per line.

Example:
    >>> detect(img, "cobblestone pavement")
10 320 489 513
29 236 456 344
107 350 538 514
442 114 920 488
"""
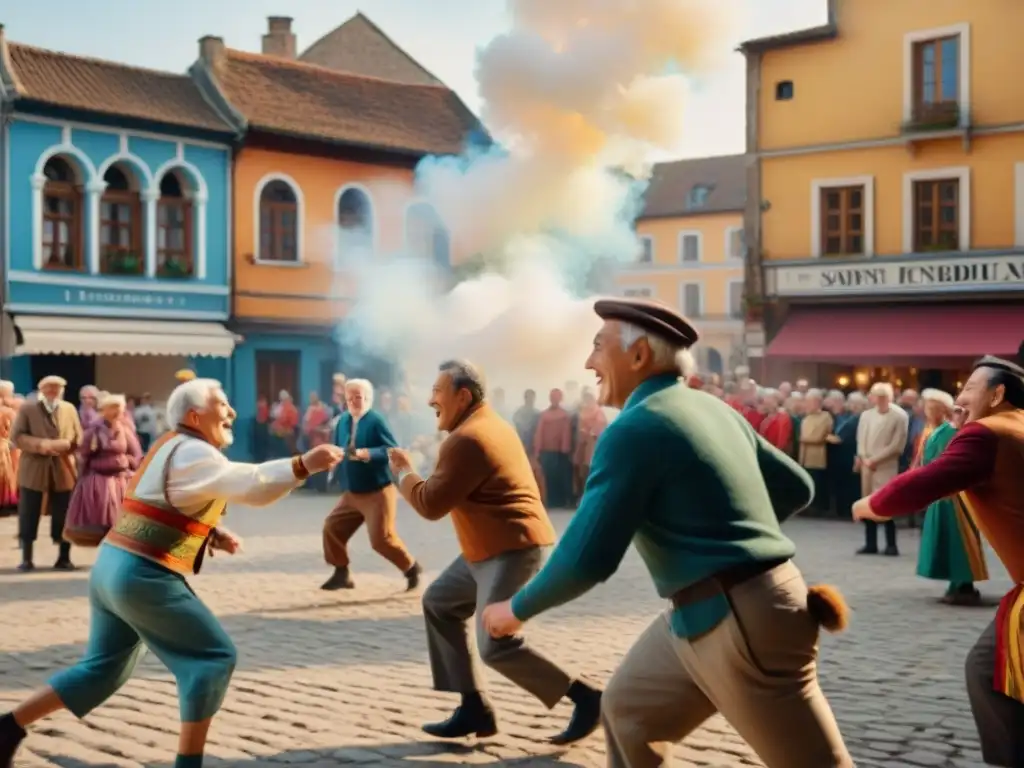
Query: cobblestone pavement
0 496 1011 767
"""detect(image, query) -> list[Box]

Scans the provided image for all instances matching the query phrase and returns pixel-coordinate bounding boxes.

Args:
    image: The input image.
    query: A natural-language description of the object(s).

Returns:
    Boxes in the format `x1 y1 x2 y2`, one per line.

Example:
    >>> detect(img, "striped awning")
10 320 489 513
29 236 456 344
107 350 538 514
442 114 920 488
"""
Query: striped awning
14 315 239 358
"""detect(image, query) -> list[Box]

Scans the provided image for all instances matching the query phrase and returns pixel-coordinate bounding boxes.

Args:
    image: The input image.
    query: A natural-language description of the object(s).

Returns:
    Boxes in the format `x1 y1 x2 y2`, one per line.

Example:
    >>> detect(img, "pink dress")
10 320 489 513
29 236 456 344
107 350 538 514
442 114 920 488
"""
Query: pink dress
63 420 142 547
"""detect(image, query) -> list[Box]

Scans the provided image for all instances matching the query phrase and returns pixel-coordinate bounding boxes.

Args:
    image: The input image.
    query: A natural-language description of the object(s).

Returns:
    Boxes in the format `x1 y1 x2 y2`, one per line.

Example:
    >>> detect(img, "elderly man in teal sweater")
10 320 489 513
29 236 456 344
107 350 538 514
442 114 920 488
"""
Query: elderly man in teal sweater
483 298 852 768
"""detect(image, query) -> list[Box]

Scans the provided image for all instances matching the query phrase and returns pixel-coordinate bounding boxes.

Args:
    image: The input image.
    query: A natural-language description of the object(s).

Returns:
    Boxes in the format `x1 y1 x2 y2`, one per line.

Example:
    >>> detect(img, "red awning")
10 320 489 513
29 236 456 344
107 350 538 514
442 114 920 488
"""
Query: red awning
767 304 1024 363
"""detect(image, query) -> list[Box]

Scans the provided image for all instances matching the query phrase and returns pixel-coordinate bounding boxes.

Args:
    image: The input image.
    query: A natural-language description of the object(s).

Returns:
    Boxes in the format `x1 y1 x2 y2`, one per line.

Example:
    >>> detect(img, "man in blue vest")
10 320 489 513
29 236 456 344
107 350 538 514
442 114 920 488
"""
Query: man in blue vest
320 378 421 591
483 297 852 767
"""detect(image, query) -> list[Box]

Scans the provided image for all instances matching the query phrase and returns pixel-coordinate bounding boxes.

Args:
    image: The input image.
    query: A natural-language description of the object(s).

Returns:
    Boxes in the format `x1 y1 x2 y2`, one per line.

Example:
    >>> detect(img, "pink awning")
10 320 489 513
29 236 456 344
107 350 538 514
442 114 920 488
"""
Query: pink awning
767 304 1024 364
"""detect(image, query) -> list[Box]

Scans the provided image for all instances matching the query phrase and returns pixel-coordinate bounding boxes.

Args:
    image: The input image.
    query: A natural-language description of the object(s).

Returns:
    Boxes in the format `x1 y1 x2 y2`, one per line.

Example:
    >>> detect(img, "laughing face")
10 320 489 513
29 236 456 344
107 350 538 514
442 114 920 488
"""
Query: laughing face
428 370 473 432
586 320 640 410
185 387 236 448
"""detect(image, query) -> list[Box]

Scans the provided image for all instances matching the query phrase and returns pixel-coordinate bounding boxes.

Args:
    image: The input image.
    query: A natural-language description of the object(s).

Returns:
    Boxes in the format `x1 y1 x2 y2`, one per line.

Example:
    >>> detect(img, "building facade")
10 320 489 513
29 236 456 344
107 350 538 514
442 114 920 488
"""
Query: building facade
616 155 747 374
0 27 237 401
743 0 1024 391
190 15 477 459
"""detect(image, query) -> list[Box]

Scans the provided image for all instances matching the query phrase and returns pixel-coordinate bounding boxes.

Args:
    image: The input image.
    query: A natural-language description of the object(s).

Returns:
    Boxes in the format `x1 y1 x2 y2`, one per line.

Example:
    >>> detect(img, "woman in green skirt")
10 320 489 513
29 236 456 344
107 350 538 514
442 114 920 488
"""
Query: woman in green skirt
916 389 989 606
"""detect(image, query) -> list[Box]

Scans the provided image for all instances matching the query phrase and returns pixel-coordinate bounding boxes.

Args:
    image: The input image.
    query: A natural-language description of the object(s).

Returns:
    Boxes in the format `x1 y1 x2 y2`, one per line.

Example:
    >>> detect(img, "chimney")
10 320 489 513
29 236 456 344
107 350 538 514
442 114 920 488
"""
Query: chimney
262 16 296 58
198 35 226 76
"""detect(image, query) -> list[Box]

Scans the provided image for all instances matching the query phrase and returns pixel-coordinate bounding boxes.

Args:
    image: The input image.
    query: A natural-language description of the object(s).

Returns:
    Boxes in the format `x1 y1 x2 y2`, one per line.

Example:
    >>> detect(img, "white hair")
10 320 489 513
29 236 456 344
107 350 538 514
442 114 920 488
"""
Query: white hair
870 382 894 399
847 391 868 404
619 322 695 377
166 378 222 427
789 391 804 400
827 389 844 401
0 380 13 395
345 378 375 407
921 388 954 409
806 388 825 400
98 392 126 410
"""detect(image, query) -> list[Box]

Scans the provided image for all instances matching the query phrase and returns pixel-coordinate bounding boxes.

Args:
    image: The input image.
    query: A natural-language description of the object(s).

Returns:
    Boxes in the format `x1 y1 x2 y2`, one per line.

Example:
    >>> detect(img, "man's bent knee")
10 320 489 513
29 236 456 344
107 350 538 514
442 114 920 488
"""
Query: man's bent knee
179 645 237 722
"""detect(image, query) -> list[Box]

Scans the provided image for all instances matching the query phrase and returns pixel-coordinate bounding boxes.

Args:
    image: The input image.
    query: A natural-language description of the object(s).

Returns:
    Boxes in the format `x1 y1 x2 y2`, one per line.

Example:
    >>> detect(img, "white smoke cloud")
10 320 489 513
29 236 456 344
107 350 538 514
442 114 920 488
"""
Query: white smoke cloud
333 0 736 401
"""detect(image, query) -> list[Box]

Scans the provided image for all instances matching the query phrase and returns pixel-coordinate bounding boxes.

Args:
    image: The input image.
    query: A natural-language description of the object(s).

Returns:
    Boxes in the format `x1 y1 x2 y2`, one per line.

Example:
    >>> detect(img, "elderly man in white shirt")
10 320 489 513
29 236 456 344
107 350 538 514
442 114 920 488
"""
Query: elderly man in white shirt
0 378 343 768
855 381 909 556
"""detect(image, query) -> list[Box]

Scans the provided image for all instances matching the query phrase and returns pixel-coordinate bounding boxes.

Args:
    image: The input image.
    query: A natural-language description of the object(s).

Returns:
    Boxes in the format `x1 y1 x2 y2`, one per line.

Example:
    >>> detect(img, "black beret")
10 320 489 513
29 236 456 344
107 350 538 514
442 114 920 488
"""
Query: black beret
974 355 1024 384
593 296 700 347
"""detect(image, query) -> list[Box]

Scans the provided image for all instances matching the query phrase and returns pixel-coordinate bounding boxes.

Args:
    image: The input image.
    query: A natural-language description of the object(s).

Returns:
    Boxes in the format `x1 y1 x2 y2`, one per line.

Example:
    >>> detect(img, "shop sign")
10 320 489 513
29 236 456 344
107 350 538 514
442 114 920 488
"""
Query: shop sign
765 253 1024 298
5 276 228 318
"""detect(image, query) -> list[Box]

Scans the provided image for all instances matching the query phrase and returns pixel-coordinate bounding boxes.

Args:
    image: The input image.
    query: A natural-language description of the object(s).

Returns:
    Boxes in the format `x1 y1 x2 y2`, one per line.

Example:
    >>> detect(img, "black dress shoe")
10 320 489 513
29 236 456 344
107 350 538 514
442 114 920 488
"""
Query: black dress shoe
422 705 498 738
320 567 355 591
0 712 26 768
551 687 602 745
882 545 899 557
855 546 878 555
16 562 34 573
405 562 423 591
53 559 76 571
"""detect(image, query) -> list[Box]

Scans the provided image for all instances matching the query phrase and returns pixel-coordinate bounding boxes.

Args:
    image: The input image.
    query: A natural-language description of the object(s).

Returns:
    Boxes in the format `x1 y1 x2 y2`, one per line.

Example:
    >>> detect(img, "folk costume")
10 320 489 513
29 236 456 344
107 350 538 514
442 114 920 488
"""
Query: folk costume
395 394 601 744
506 298 852 768
863 360 1024 766
321 406 419 591
64 396 144 547
0 400 18 510
0 427 316 768
915 417 989 605
12 376 83 571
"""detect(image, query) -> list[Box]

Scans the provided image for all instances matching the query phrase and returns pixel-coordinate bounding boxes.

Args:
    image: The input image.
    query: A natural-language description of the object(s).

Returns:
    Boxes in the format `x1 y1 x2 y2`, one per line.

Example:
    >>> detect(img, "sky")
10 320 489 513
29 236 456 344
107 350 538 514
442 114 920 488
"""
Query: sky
2 0 825 160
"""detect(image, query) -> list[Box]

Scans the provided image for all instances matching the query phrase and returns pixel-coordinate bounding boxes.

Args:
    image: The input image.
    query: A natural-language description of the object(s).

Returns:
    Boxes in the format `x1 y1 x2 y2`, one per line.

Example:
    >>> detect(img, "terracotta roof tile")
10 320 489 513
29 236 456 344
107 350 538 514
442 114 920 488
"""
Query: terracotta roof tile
7 43 233 134
640 154 747 219
217 50 478 156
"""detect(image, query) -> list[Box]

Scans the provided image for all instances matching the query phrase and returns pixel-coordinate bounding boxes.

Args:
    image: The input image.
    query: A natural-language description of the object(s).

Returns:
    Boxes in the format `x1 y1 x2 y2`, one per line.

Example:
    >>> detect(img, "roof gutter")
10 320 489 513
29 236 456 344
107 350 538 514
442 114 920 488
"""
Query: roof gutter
738 0 838 54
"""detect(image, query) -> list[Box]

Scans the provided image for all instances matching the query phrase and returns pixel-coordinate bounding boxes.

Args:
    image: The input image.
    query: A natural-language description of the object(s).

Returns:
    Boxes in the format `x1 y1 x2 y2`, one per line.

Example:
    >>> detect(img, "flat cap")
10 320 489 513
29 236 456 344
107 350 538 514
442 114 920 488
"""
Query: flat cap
974 355 1024 384
593 296 699 347
37 375 67 388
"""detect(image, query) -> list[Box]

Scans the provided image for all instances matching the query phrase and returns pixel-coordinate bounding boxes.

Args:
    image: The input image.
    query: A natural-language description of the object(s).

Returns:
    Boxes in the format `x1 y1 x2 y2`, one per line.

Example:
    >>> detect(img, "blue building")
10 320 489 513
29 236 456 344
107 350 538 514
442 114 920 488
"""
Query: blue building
0 29 237 404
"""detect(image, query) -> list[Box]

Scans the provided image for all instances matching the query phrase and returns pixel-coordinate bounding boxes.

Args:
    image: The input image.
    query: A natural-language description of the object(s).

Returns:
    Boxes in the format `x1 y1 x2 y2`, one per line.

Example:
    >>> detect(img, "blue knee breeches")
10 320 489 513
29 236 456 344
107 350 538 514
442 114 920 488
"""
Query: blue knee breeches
49 544 237 722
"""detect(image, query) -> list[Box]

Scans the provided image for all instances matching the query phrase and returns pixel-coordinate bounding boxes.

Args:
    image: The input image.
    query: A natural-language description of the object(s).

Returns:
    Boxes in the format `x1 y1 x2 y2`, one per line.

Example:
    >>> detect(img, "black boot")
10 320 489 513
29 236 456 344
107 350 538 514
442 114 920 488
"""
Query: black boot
0 712 26 767
550 680 602 745
320 567 354 591
882 520 899 557
422 692 498 738
54 542 75 571
856 521 878 555
404 562 423 591
17 541 34 572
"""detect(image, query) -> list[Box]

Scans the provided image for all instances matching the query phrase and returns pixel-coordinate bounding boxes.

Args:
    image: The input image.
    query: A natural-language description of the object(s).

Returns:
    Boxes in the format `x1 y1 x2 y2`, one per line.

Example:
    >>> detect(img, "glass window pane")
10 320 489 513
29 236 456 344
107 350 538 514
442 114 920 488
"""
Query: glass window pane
43 220 54 244
826 213 840 230
100 224 111 245
825 236 841 253
920 208 933 226
825 191 840 209
850 213 862 230
849 235 863 253
940 206 956 224
849 189 862 208
941 38 959 97
169 227 184 250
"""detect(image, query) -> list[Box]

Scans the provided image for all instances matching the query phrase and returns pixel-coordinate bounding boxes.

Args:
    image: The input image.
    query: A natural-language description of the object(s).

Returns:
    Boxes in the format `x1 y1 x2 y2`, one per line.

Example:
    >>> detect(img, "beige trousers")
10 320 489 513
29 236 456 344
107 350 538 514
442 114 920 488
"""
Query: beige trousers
602 561 852 768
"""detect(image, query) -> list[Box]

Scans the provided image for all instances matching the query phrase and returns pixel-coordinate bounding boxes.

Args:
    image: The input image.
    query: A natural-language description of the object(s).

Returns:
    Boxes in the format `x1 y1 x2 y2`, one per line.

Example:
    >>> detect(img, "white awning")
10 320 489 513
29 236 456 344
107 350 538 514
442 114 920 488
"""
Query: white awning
14 315 240 358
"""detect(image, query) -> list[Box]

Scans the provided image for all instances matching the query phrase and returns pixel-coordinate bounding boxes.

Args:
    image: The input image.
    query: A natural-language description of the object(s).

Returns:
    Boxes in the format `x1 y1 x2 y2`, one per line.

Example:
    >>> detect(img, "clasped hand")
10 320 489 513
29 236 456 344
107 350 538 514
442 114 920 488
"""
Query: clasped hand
480 600 523 639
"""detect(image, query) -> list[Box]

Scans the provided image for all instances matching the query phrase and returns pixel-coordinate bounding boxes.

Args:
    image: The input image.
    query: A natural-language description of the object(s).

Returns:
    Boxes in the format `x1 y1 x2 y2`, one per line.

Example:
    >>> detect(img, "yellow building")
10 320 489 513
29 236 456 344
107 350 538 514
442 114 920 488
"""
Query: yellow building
616 155 747 375
742 0 1024 391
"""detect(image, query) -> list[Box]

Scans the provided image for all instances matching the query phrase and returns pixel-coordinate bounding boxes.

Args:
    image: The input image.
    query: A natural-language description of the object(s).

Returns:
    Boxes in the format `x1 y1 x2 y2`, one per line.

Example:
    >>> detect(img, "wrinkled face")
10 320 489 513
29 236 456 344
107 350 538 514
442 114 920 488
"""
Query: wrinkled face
40 383 64 403
184 387 236 448
100 403 124 423
82 393 97 408
956 368 1003 424
429 372 471 432
585 321 637 409
923 399 947 424
345 385 368 416
549 388 563 407
875 393 891 412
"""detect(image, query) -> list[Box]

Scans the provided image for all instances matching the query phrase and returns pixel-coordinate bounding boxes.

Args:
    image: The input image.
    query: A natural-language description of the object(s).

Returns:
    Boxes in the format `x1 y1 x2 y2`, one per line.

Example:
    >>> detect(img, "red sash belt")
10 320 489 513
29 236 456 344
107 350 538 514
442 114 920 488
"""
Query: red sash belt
106 498 214 575
121 498 213 537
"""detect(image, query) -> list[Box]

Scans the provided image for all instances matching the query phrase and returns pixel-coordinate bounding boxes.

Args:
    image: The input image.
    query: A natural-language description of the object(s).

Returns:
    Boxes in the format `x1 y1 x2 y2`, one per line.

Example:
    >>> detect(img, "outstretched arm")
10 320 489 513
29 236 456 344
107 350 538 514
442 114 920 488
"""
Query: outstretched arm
166 440 306 508
867 423 996 518
397 435 489 521
510 418 658 622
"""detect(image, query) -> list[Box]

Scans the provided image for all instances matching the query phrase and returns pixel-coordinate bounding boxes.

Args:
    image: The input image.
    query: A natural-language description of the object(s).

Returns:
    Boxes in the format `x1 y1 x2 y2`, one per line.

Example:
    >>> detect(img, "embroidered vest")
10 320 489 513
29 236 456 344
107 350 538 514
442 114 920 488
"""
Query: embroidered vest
104 431 227 576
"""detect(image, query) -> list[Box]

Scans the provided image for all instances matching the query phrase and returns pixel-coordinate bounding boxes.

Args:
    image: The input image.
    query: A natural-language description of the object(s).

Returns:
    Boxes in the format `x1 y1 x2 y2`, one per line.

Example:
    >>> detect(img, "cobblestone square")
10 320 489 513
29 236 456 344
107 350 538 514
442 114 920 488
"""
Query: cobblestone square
0 497 1009 767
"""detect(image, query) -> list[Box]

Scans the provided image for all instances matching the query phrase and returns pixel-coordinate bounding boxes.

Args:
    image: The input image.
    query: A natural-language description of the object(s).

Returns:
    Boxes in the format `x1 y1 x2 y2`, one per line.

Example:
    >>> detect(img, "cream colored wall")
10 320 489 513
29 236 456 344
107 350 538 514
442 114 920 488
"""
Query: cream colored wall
615 211 746 373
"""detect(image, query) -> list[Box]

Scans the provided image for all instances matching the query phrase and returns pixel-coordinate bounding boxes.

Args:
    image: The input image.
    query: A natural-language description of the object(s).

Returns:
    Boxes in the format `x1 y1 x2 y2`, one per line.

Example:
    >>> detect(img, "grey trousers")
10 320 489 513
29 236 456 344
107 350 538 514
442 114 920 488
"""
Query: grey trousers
422 546 573 708
966 619 1024 766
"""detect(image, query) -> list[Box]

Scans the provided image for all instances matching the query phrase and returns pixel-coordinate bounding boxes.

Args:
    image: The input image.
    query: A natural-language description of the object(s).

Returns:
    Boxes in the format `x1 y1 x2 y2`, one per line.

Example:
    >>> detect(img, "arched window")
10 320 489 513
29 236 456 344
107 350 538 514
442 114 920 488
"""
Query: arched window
259 180 298 262
406 202 450 270
157 172 193 277
100 164 142 275
337 187 373 260
41 157 83 271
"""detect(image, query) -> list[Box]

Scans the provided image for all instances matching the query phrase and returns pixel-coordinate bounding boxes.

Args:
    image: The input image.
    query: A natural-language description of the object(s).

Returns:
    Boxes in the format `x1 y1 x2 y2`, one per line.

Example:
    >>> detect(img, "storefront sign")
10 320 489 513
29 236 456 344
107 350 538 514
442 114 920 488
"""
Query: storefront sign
5 276 229 319
765 253 1024 298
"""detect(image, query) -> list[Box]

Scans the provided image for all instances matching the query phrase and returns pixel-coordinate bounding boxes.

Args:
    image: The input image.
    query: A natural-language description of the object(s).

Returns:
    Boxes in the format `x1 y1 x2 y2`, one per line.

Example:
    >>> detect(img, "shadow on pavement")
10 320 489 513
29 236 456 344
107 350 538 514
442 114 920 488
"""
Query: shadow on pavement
0 571 91 601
